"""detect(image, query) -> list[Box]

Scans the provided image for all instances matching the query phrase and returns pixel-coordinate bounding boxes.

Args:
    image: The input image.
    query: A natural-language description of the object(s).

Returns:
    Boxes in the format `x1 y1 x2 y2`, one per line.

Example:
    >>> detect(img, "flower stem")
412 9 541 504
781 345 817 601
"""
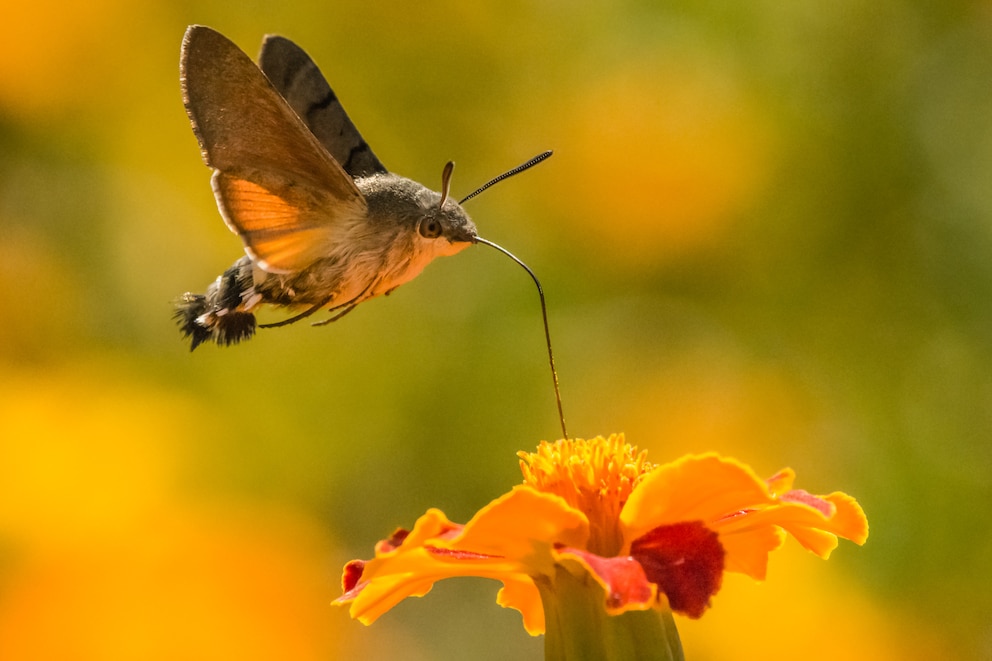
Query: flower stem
538 565 684 661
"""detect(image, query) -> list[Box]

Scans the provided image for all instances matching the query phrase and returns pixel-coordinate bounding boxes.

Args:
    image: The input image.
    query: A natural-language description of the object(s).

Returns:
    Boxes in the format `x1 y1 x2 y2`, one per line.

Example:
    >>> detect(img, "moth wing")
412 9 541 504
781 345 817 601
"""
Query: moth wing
258 34 387 178
181 25 366 273
211 172 358 273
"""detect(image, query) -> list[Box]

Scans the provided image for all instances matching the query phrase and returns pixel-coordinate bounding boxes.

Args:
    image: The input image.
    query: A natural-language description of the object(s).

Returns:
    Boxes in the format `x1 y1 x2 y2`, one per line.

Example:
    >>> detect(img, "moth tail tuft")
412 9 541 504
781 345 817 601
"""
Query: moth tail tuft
174 293 213 351
174 293 258 351
174 258 257 351
214 311 257 347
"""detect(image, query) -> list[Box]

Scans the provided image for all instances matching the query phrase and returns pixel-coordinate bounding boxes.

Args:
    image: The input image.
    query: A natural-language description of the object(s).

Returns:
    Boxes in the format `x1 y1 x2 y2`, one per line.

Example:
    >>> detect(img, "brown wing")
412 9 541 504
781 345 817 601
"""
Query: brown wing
181 25 367 273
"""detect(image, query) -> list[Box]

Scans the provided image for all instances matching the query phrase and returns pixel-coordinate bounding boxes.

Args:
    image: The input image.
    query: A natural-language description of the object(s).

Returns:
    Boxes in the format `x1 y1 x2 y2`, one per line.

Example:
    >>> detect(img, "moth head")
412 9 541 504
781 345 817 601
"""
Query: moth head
415 161 476 250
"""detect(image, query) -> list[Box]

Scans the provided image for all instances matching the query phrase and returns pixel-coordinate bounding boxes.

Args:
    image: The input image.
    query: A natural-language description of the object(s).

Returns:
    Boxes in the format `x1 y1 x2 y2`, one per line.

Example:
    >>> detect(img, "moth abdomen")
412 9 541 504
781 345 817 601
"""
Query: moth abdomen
175 257 258 350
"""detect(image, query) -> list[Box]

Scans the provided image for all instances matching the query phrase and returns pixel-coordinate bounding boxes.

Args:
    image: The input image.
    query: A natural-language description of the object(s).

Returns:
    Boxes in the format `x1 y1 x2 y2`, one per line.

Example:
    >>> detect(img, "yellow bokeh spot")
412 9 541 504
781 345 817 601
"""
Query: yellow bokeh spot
0 367 181 547
613 354 816 462
0 366 349 660
678 550 951 660
547 61 775 265
0 508 342 661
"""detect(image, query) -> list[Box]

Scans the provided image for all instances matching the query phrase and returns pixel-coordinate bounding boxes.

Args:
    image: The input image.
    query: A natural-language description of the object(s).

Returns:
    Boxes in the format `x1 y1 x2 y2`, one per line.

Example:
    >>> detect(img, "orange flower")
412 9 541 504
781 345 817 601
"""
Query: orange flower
337 435 867 640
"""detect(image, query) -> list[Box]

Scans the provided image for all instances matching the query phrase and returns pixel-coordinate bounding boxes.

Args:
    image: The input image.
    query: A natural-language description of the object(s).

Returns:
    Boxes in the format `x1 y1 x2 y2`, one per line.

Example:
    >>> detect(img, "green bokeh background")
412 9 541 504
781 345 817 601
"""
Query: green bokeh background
1 2 990 659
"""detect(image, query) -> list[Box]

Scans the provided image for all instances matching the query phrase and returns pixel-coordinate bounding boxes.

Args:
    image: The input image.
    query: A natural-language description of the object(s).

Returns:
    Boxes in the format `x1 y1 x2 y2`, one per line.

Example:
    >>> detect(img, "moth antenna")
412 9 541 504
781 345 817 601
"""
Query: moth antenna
459 150 553 205
475 236 568 440
439 161 455 208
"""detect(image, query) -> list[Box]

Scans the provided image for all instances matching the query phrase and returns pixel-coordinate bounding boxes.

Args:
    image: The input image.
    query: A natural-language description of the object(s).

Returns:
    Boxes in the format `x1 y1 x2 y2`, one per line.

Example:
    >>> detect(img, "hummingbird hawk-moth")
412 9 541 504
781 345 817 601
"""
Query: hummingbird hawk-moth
175 25 548 350
174 26 567 436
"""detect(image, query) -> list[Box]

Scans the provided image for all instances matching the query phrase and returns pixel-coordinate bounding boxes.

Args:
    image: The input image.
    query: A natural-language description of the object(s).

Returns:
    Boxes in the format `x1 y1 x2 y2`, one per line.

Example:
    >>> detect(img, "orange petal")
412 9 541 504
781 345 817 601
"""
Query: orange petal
620 454 773 543
338 541 529 625
338 487 589 629
443 486 590 572
719 495 866 554
718 523 785 580
821 492 870 546
396 508 462 549
765 467 796 496
496 576 545 636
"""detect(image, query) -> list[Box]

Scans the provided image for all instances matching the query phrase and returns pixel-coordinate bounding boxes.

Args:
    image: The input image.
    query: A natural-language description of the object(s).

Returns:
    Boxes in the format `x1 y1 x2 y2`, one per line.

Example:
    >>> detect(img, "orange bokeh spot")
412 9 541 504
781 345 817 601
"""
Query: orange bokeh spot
547 62 776 265
0 368 348 660
0 0 143 118
0 509 342 661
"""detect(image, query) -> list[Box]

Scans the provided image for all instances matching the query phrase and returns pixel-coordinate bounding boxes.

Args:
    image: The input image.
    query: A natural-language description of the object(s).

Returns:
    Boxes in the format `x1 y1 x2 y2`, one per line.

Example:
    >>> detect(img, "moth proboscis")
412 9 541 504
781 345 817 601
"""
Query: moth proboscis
175 25 566 438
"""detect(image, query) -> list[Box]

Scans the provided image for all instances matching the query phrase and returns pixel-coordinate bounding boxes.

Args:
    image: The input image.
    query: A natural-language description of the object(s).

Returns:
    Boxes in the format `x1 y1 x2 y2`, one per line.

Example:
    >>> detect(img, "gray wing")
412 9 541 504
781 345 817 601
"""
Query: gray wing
258 35 387 178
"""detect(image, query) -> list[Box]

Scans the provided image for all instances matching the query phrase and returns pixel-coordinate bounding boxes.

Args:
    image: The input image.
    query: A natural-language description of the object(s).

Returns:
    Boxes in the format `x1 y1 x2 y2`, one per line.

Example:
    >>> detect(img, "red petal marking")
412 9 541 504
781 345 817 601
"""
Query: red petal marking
425 545 505 561
375 528 410 554
375 521 463 555
765 468 795 495
630 521 725 619
341 559 366 593
436 527 463 542
563 549 655 610
780 489 834 518
714 508 755 524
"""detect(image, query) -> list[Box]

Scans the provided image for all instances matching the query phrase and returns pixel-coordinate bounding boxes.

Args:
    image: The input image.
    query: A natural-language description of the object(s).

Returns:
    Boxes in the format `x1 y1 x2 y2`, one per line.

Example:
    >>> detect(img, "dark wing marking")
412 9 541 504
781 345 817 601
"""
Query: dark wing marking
258 34 387 178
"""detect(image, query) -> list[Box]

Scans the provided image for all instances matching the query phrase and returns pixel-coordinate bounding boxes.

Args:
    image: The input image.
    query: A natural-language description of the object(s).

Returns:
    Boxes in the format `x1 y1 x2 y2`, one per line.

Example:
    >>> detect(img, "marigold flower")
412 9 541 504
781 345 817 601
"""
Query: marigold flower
337 434 867 654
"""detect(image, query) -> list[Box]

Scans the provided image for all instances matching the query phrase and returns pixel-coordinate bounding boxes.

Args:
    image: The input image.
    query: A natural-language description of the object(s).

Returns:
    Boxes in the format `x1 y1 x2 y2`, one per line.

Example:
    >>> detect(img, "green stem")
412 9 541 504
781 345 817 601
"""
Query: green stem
538 566 684 661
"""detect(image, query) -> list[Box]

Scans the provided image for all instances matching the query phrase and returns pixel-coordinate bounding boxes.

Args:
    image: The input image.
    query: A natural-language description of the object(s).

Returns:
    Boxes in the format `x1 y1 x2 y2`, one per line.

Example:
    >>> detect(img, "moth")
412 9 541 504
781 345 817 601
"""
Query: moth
174 25 547 350
175 26 567 437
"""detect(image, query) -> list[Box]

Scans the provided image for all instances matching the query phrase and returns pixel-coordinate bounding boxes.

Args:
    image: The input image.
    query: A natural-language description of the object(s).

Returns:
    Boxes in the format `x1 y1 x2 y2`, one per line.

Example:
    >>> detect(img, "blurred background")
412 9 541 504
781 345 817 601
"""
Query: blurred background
1 1 989 659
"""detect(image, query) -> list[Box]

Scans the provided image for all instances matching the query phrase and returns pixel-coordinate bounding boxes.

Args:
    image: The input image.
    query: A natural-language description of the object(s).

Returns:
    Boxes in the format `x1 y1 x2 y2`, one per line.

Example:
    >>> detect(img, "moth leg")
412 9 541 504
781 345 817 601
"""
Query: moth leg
259 296 333 328
310 275 383 327
311 303 359 326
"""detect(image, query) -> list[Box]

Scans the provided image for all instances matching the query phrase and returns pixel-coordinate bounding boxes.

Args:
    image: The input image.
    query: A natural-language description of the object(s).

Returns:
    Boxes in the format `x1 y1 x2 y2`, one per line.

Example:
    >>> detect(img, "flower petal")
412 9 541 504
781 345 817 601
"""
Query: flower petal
629 521 725 618
620 454 773 544
765 467 796 496
557 549 657 615
341 559 365 594
337 487 589 629
716 492 868 559
621 455 867 577
335 506 518 625
716 522 784 579
395 508 462 548
445 486 590 569
336 545 451 624
496 576 545 635
337 436 869 637
818 492 869 546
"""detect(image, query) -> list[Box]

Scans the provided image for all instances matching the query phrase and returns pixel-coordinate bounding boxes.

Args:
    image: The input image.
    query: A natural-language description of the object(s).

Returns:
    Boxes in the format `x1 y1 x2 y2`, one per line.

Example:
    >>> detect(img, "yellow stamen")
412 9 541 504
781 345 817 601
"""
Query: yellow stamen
518 434 654 556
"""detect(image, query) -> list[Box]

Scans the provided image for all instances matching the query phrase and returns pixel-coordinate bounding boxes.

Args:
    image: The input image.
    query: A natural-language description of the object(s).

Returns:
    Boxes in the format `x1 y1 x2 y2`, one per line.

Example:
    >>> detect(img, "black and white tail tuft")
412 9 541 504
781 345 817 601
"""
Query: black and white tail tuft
174 258 257 350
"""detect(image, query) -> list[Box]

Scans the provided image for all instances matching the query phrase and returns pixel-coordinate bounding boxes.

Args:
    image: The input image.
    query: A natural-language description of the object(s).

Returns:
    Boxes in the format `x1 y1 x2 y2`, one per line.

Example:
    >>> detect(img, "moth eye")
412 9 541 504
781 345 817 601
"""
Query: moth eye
419 217 443 239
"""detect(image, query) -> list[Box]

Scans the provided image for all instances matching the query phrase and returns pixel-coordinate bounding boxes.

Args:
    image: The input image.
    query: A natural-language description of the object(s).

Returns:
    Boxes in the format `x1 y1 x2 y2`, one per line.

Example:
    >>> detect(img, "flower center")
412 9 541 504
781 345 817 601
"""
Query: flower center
518 434 654 556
